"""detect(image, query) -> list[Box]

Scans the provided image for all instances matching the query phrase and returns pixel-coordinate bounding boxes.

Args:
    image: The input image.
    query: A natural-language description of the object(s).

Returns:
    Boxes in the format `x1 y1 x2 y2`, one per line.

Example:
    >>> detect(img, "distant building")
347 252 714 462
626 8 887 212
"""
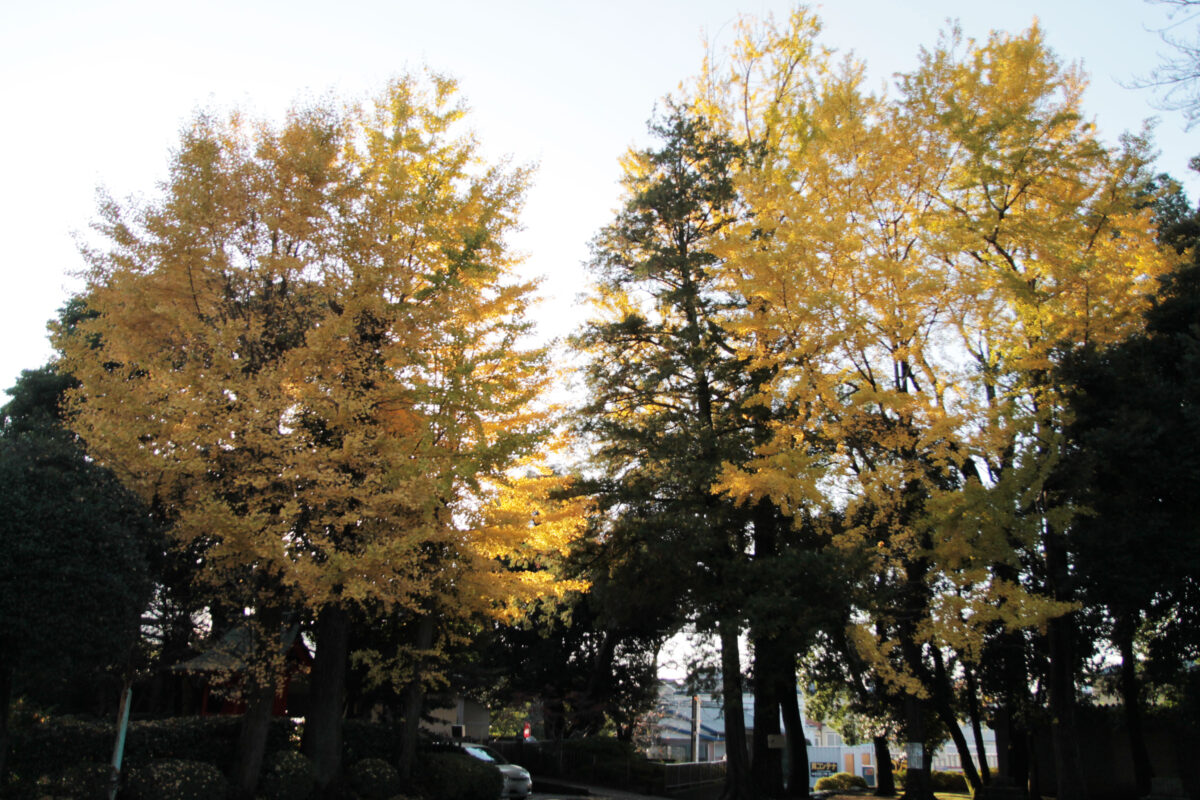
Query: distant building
642 680 994 789
425 697 492 741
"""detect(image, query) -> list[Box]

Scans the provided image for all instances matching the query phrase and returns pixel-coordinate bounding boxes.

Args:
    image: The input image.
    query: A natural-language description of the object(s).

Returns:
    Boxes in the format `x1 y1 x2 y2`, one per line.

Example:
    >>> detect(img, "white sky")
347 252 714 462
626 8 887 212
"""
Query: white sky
2 0 1196 399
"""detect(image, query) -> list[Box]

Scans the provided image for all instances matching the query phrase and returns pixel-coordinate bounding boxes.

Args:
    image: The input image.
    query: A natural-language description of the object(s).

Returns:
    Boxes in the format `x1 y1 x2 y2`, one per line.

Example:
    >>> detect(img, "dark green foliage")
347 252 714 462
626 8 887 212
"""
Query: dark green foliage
347 758 404 800
5 715 296 782
22 761 111 800
570 103 759 786
122 759 228 800
571 105 755 630
813 771 867 791
410 752 502 800
475 595 662 740
127 716 294 771
893 769 968 793
259 750 315 800
0 365 157 697
0 366 76 433
929 770 968 793
1060 245 1200 688
1055 196 1200 794
5 718 112 780
342 719 406 765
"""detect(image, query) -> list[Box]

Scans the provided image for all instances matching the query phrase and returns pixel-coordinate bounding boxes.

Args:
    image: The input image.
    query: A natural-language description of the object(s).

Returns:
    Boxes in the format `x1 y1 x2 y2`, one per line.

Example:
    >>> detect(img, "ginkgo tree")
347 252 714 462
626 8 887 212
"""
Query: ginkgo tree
55 75 585 797
697 12 1177 800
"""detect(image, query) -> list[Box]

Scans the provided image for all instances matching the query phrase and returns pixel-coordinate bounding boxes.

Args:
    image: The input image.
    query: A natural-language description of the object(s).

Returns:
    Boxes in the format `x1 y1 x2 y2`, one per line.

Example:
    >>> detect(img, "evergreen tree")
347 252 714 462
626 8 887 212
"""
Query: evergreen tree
572 105 762 800
0 363 156 780
1059 192 1200 794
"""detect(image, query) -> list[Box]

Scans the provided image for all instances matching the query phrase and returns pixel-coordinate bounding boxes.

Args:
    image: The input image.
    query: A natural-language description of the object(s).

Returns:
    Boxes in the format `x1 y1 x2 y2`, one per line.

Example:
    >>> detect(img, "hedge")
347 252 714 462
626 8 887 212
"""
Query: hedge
814 771 868 791
348 757 405 800
411 751 503 800
894 768 970 793
259 750 316 800
342 719 407 765
5 715 295 788
21 761 111 800
122 759 228 800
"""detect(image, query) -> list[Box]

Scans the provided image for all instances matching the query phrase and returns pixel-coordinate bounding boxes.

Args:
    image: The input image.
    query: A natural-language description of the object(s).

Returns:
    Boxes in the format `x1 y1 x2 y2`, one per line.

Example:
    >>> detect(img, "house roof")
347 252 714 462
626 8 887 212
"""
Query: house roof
170 624 309 674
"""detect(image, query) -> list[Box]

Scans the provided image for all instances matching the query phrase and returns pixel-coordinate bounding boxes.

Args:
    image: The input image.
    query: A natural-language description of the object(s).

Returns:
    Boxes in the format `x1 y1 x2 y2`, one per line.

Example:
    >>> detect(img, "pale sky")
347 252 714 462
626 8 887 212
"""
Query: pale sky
2 0 1195 399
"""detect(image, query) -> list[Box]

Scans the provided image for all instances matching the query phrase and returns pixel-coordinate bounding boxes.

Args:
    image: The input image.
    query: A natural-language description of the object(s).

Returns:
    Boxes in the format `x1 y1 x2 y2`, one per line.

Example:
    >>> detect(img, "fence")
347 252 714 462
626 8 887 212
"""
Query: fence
493 740 726 795
659 760 727 792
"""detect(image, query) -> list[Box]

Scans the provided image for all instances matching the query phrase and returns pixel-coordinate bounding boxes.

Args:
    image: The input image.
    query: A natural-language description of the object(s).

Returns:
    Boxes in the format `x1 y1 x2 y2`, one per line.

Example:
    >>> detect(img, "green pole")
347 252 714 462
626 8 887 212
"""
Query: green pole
108 683 133 800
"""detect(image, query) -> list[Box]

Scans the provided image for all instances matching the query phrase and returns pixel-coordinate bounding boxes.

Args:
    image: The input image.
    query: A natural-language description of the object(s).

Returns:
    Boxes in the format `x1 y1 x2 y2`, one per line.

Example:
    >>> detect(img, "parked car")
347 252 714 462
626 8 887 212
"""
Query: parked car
442 742 533 799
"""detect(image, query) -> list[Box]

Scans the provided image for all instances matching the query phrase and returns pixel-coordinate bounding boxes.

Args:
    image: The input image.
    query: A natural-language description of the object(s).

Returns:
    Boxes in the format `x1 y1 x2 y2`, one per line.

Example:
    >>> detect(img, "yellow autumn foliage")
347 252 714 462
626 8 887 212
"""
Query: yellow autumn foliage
56 76 584 656
699 12 1180 678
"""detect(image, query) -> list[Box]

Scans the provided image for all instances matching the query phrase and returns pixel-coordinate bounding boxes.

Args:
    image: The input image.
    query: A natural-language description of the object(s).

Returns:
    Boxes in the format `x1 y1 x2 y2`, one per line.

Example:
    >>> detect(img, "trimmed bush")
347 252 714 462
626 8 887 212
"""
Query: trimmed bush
124 716 241 768
125 716 296 770
814 771 868 791
6 717 112 783
260 750 316 800
29 761 112 799
930 770 969 793
412 751 503 800
343 719 406 764
348 757 405 800
123 759 228 800
6 714 297 781
893 768 969 793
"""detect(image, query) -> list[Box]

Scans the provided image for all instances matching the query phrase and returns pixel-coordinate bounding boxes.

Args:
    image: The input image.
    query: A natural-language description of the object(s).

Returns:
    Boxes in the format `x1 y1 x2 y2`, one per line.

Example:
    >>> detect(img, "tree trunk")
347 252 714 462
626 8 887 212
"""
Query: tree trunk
933 698 981 793
931 648 982 792
1027 728 1042 800
1048 614 1086 800
302 604 350 795
994 707 1012 787
1045 522 1087 800
0 660 12 783
577 629 619 736
899 694 933 800
779 657 809 798
232 679 277 800
541 697 566 741
398 614 435 782
1116 620 1153 796
752 634 785 798
750 500 785 798
873 736 896 797
231 607 284 800
965 666 991 786
985 558 1028 791
719 618 753 800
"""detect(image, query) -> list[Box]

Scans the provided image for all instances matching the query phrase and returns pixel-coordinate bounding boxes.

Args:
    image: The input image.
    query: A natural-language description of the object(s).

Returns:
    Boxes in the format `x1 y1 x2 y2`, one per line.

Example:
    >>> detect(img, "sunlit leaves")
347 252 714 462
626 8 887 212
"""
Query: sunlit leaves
55 76 581 672
701 14 1180 693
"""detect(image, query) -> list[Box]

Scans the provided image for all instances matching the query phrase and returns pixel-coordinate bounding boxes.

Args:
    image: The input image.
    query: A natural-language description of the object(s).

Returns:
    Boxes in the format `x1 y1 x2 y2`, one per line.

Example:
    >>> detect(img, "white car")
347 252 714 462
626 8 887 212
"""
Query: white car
458 743 533 799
